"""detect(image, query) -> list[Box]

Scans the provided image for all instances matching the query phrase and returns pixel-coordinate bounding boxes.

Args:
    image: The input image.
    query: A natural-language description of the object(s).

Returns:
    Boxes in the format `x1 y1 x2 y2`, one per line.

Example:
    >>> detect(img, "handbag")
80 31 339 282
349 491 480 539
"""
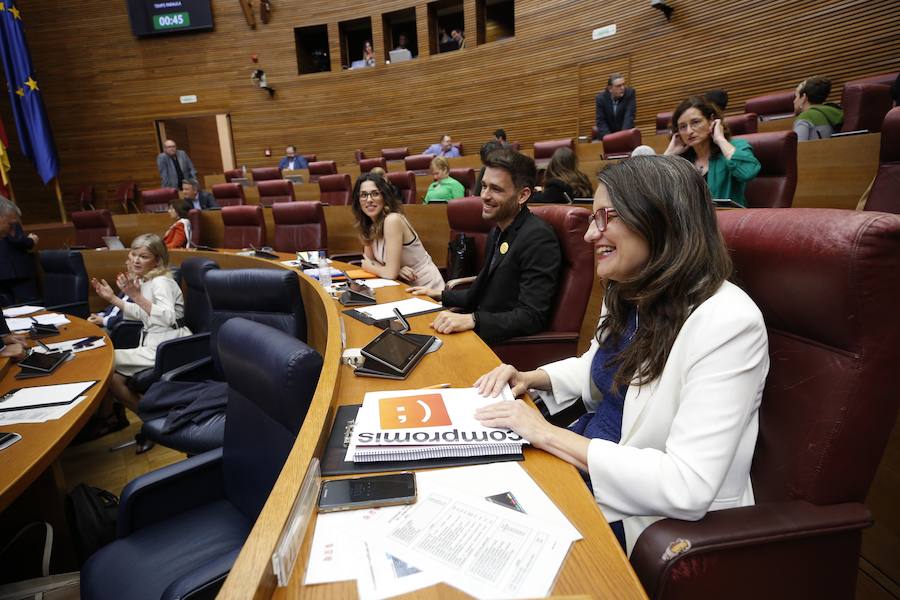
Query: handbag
447 233 476 280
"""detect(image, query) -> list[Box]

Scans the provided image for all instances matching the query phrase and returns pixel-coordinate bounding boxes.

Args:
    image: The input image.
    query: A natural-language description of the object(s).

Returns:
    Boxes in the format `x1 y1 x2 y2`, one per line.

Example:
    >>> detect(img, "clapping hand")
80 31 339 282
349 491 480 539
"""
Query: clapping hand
91 277 116 303
115 272 141 298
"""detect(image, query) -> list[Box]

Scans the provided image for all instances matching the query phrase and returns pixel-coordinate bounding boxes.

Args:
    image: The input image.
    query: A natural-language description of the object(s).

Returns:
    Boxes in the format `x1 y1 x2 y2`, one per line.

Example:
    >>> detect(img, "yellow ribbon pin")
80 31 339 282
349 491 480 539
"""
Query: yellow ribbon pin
499 242 509 255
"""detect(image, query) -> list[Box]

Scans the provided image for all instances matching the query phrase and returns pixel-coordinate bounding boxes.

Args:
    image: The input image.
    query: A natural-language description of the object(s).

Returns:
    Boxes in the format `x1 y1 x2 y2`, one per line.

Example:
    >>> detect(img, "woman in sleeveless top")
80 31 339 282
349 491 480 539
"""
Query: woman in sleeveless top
351 172 444 290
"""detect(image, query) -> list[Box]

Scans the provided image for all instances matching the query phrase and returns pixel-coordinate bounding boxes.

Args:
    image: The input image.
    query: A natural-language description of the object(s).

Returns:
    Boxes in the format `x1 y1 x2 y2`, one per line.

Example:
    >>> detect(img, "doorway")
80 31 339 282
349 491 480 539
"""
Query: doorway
155 114 235 185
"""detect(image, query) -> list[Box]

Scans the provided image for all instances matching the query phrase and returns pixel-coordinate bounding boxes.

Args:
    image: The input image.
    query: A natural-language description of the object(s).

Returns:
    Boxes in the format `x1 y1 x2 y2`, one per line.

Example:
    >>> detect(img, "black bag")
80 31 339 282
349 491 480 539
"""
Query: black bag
65 484 119 565
447 233 476 280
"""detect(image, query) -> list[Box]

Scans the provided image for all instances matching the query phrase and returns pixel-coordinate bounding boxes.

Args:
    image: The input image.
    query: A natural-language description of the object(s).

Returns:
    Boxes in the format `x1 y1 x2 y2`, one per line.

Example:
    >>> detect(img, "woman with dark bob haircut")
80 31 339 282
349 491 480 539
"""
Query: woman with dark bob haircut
351 172 444 289
664 96 761 206
475 155 769 553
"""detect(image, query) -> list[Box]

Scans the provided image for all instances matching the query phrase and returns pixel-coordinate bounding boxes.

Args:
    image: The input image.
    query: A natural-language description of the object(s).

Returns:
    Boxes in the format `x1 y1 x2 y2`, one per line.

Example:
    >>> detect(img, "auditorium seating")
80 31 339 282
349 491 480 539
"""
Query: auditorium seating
841 83 893 133
863 107 900 213
78 185 95 211
317 173 352 205
211 182 246 207
656 111 673 134
632 208 900 600
845 71 898 90
81 318 322 600
453 143 465 156
735 131 798 208
601 128 642 159
381 147 409 160
359 157 387 173
140 187 178 213
724 112 759 135
188 209 201 247
744 90 795 120
272 201 328 253
449 167 476 196
256 179 295 207
221 205 266 248
71 209 116 248
301 153 317 163
307 160 337 182
354 149 366 163
35 250 90 319
404 154 433 175
534 138 574 163
490 205 593 371
113 181 139 214
446 196 493 276
250 166 282 182
386 170 417 204
507 141 521 151
224 168 244 183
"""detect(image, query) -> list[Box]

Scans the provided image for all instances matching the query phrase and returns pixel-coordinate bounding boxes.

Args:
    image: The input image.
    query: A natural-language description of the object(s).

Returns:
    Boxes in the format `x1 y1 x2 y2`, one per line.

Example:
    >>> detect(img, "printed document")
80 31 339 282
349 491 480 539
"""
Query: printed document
2 305 44 318
355 297 441 321
5 313 70 331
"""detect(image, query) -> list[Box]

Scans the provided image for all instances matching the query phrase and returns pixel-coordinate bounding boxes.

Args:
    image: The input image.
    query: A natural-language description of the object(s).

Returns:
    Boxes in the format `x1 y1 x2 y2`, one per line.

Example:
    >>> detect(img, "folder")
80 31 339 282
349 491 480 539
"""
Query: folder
0 381 97 412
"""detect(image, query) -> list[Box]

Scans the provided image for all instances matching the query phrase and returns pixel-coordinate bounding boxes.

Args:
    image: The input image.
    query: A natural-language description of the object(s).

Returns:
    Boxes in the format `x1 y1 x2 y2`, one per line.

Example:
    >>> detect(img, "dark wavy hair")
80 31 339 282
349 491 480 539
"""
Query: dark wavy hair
351 172 404 244
544 147 594 198
671 96 730 159
170 198 191 219
597 155 733 388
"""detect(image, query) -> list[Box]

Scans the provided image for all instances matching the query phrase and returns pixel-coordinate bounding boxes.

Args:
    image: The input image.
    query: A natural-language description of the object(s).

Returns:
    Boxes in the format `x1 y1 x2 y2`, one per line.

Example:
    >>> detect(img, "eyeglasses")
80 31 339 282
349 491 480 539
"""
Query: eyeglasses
591 207 618 232
358 190 383 200
677 118 708 132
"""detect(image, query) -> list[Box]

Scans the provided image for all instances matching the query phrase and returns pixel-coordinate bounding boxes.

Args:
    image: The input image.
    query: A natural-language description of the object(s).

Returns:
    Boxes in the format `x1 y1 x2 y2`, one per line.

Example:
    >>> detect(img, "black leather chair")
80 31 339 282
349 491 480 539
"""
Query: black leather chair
138 268 307 454
35 250 90 318
80 318 323 600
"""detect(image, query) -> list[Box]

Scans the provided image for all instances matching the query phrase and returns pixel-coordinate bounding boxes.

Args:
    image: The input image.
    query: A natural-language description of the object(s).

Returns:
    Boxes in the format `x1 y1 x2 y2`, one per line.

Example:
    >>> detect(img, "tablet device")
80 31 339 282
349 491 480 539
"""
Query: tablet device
102 236 125 250
360 329 433 375
339 281 376 306
353 356 410 380
18 350 71 373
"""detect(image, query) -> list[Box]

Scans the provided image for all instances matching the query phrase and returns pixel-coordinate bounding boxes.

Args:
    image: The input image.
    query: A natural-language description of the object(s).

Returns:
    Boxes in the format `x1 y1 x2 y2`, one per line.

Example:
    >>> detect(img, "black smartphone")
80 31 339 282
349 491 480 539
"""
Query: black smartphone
72 336 102 349
318 472 417 513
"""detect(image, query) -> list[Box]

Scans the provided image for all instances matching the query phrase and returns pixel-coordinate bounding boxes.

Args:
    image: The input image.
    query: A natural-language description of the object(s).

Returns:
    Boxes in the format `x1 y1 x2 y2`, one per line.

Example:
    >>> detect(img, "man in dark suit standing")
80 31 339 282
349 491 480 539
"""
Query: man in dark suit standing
408 148 562 344
595 73 636 140
181 178 218 210
157 139 197 189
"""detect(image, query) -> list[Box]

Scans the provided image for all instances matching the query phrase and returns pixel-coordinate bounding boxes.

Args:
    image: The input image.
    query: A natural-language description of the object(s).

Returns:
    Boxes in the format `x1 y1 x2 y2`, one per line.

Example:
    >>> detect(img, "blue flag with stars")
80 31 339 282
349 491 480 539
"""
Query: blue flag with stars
0 0 58 184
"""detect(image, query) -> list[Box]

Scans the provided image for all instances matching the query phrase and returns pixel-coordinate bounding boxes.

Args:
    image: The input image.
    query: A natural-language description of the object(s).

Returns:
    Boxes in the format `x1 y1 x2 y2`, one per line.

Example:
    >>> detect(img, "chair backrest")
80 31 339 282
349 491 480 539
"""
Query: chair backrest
601 128 642 159
404 154 433 174
534 138 574 160
447 196 493 270
141 187 178 213
205 268 308 379
864 107 900 213
529 206 593 333
717 209 900 507
381 147 409 160
359 157 387 173
507 141 521 151
224 168 243 183
114 181 139 213
301 153 317 163
221 205 266 248
272 201 328 253
71 209 116 248
841 83 893 132
386 171 417 204
354 149 366 163
744 90 796 119
307 160 337 182
449 168 476 195
724 112 759 135
78 185 95 211
257 179 295 207
187 209 201 247
219 318 322 521
734 131 798 208
656 111 673 134
38 250 89 318
845 71 898 89
317 173 352 206
251 166 282 182
454 143 464 156
211 182 246 207
179 257 219 333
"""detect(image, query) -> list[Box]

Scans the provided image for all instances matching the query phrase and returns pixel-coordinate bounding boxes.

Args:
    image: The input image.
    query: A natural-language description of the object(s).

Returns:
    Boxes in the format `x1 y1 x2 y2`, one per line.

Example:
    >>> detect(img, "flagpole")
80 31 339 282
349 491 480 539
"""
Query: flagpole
53 177 66 223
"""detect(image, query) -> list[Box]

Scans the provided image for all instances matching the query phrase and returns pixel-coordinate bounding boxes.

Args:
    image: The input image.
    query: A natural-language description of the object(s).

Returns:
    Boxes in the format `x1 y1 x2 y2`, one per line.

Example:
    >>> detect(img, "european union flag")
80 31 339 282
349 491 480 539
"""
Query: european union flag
0 1 58 184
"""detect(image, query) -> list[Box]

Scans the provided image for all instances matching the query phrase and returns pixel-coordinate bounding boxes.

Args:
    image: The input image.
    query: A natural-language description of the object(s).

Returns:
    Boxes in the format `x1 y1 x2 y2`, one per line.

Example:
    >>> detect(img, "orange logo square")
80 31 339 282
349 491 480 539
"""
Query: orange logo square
379 394 452 429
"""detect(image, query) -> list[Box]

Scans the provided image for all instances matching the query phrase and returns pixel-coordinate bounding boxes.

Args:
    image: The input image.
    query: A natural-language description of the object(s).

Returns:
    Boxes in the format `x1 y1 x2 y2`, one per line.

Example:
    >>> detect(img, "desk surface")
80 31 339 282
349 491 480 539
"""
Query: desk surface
0 317 114 512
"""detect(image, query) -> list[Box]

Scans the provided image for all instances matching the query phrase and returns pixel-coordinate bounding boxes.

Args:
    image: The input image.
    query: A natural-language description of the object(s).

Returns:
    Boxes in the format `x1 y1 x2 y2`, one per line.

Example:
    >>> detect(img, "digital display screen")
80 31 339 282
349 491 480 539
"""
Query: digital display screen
125 0 214 37
364 331 423 370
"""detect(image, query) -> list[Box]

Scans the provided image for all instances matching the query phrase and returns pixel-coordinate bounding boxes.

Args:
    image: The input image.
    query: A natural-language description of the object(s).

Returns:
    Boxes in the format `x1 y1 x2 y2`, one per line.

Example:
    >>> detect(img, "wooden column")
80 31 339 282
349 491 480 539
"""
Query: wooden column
416 3 432 58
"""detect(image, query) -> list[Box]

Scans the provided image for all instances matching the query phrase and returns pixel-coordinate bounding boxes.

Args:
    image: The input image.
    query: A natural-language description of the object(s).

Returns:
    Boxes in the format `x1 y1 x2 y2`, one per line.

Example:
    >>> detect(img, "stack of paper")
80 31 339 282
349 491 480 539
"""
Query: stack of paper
2 305 45 318
347 387 525 462
5 313 70 331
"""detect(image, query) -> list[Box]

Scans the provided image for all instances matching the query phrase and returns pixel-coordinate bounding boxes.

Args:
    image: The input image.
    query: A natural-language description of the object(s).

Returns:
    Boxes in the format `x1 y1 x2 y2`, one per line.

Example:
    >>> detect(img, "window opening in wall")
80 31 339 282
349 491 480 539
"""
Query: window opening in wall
382 7 418 63
295 24 331 74
340 17 375 69
427 0 465 54
481 0 515 43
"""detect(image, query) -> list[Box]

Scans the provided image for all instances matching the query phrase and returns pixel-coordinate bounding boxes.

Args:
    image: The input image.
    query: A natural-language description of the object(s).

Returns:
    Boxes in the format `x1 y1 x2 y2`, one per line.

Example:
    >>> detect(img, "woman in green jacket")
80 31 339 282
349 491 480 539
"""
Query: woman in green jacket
664 97 761 206
423 156 466 203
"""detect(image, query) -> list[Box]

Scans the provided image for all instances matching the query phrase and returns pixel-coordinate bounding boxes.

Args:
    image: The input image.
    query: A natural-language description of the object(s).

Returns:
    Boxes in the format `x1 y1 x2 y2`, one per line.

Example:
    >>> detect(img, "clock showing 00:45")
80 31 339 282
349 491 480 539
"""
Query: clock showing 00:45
153 12 191 31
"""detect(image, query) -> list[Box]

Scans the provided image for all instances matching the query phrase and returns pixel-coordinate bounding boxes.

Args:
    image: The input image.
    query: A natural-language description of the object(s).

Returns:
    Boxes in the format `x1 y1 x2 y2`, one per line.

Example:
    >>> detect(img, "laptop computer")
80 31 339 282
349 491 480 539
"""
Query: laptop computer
389 49 413 63
102 236 126 250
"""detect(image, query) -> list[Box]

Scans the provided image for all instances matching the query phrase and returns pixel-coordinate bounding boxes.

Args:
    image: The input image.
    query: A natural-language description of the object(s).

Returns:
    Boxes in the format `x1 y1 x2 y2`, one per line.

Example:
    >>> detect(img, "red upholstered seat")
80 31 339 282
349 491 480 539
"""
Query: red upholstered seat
656 111 673 134
446 196 493 272
841 83 893 133
490 205 593 371
141 187 178 213
78 185 95 211
354 149 366 163
724 112 759 135
734 131 798 208
251 167 282 182
844 71 898 90
507 142 521 151
72 209 116 248
744 90 795 120
404 154 433 175
601 128 642 159
211 183 246 207
307 160 337 183
257 179 295 207
188 209 201 247
301 153 317 163
632 208 900 600
863 107 900 213
223 169 244 183
453 143 464 156
317 173 352 206
534 138 574 160
449 168 476 196
381 147 409 161
221 205 266 249
114 181 139 213
359 157 387 173
272 201 328 253
386 171 417 204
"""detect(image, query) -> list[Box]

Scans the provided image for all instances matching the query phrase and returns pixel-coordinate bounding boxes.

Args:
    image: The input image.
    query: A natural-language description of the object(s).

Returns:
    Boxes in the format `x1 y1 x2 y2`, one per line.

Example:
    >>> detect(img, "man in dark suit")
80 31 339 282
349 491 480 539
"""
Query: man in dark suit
156 139 197 189
408 148 562 344
181 178 218 210
595 73 636 140
0 196 39 305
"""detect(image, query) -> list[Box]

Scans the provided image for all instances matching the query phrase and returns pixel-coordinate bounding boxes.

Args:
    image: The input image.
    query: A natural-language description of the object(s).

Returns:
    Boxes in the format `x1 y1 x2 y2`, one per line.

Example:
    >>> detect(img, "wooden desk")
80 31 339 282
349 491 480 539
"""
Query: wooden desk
0 317 114 512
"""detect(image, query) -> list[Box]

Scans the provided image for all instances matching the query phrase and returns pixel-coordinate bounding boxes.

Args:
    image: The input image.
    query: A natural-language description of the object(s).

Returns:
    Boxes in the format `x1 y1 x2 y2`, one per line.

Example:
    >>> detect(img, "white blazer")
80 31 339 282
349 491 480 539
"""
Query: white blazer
537 281 769 555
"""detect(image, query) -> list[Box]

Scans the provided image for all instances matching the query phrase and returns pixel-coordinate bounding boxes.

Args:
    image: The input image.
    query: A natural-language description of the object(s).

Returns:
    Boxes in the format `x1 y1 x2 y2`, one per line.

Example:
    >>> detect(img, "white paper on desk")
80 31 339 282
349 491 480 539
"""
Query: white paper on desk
355 297 442 321
305 506 398 585
33 337 107 354
356 534 440 600
0 395 88 425
371 486 573 599
5 313 70 331
363 279 400 289
0 381 95 411
2 305 45 317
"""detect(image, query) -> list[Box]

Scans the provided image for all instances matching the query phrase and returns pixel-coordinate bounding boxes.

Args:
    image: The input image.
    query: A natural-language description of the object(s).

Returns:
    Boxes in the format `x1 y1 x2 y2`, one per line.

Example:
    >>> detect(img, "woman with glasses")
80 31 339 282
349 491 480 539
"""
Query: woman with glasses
474 156 769 554
352 173 444 290
663 96 761 206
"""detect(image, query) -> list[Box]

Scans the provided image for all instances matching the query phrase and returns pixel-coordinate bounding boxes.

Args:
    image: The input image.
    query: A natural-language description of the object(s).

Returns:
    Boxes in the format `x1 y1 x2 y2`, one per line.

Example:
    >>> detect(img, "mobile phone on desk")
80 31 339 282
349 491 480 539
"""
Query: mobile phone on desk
0 432 22 451
318 472 417 513
72 336 102 349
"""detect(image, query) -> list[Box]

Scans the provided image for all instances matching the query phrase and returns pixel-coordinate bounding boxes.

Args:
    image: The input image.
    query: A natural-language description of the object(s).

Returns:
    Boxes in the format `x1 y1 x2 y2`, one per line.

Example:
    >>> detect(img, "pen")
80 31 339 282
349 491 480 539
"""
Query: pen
423 383 451 389
34 338 52 352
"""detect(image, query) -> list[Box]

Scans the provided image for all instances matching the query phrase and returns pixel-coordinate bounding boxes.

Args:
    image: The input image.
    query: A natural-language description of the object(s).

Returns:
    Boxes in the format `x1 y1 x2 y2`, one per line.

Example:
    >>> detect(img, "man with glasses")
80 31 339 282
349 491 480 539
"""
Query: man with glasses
595 73 636 140
408 147 561 344
156 139 198 189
